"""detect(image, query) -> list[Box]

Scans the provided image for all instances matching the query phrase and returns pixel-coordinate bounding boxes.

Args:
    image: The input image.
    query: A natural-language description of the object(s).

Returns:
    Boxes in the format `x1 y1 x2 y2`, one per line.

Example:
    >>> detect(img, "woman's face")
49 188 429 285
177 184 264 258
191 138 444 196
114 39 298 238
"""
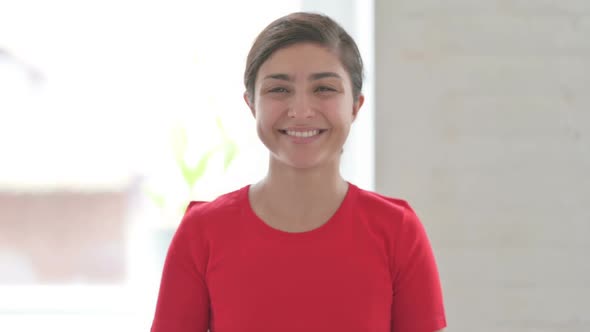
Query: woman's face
245 42 364 171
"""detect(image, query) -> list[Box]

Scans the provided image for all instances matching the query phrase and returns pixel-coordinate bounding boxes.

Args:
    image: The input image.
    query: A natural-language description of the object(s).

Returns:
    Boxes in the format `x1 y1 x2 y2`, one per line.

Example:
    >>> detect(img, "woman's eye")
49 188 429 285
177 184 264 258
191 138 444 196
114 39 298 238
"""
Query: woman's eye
269 87 289 93
316 86 336 93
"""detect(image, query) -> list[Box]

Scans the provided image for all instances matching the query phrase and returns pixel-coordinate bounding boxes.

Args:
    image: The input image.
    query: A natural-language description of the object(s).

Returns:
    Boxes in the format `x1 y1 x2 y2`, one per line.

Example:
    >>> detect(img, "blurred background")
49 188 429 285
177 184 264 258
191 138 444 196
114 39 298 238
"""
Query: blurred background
0 0 588 331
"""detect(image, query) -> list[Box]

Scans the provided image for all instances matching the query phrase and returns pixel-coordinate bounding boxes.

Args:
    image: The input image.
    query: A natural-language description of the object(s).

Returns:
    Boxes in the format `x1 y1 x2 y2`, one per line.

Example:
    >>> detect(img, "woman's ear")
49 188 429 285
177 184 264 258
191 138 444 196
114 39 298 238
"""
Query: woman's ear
352 94 365 122
243 92 256 118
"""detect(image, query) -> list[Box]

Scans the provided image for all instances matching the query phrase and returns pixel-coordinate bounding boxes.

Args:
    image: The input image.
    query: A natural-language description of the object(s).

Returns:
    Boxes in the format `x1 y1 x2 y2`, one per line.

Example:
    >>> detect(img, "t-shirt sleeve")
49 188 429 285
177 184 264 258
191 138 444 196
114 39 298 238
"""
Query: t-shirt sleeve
390 206 447 332
151 204 210 332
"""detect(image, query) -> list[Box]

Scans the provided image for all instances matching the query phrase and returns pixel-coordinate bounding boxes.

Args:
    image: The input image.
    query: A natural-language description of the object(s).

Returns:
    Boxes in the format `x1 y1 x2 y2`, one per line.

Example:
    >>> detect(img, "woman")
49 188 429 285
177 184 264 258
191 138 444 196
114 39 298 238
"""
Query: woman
151 12 446 332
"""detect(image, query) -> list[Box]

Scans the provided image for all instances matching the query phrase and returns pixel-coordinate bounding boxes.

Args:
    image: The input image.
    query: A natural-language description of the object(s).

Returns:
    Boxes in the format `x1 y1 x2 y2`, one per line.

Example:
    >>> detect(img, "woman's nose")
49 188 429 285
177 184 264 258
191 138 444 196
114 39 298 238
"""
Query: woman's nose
287 94 315 118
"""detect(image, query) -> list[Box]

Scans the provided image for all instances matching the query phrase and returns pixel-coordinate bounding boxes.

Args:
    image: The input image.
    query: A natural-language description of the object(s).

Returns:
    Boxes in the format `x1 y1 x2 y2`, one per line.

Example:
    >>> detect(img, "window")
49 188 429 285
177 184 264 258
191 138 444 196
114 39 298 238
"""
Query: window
0 1 373 330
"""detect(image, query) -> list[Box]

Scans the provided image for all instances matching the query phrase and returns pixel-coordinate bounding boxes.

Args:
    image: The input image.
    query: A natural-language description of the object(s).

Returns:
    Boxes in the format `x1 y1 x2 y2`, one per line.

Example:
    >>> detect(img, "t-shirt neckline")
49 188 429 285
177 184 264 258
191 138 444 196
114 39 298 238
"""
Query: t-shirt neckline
240 182 357 238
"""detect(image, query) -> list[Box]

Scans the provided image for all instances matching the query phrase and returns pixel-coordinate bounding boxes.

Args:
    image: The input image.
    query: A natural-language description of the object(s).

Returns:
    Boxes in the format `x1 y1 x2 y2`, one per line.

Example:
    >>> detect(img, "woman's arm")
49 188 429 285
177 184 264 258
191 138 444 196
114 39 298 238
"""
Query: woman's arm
151 205 211 332
390 206 447 332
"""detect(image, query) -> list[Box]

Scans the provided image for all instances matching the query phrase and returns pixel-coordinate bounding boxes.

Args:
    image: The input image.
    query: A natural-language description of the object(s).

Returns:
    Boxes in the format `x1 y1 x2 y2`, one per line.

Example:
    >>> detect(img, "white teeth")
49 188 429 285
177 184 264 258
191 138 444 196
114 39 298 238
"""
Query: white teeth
285 130 320 137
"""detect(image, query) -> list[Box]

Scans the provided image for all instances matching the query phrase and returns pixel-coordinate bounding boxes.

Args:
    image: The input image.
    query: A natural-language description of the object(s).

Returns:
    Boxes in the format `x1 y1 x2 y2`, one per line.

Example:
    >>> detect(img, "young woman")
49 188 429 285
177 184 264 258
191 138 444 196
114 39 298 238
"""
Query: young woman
151 12 446 332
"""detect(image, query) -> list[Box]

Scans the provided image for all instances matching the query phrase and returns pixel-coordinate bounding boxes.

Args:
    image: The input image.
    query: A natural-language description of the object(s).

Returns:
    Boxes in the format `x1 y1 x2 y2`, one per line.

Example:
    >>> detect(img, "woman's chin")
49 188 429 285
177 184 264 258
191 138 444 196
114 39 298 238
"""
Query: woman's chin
274 154 339 171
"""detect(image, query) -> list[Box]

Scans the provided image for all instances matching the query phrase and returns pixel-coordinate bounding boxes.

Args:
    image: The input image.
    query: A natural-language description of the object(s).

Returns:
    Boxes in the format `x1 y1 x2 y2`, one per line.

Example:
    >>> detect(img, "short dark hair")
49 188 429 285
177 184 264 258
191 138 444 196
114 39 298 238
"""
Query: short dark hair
244 12 364 103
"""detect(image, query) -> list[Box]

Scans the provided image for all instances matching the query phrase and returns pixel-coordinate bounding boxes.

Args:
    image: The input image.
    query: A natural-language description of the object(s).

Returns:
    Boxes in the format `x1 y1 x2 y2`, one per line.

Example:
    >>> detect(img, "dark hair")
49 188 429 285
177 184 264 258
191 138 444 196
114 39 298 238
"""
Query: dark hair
244 12 364 103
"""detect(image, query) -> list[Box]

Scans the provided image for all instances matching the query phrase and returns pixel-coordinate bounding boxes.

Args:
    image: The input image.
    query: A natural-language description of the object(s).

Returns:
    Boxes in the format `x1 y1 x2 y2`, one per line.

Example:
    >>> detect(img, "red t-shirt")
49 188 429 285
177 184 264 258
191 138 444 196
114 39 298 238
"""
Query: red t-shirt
151 183 446 332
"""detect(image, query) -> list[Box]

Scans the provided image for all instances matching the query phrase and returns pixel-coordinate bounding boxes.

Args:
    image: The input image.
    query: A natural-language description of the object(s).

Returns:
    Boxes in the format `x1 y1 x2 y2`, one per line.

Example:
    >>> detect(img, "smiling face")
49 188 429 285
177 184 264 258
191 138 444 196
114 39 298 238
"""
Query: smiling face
245 42 364 171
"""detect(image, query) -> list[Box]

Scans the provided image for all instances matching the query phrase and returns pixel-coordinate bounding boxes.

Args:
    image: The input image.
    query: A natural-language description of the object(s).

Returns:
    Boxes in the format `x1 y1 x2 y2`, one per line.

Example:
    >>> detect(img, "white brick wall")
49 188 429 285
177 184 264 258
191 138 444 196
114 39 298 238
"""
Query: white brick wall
374 1 590 331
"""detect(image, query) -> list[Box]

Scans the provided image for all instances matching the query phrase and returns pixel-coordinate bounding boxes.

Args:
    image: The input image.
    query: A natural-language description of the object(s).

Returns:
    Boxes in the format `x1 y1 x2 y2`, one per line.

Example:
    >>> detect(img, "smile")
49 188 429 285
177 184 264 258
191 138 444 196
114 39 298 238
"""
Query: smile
278 129 327 138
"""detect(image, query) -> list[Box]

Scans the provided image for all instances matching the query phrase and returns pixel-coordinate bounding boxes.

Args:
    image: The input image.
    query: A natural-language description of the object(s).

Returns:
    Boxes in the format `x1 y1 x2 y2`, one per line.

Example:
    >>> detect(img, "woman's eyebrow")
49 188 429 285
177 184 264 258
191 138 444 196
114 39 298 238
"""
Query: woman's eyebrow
262 72 342 82
263 73 291 81
309 72 342 81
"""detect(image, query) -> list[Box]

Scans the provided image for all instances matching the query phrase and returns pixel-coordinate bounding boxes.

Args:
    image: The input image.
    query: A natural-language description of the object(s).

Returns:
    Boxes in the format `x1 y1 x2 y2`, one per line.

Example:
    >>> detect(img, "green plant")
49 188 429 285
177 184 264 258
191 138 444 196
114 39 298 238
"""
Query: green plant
146 116 238 226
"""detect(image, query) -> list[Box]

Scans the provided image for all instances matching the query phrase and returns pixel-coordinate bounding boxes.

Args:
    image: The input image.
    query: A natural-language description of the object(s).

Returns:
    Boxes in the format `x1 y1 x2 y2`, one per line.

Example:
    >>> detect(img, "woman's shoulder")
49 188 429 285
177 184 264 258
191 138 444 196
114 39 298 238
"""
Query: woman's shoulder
350 183 422 231
352 184 414 215
181 185 248 227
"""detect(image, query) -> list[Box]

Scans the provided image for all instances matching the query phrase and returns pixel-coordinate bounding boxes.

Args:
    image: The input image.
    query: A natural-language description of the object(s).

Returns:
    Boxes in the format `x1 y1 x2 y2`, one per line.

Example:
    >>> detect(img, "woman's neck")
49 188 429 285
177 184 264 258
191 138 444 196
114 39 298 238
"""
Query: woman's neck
249 157 349 228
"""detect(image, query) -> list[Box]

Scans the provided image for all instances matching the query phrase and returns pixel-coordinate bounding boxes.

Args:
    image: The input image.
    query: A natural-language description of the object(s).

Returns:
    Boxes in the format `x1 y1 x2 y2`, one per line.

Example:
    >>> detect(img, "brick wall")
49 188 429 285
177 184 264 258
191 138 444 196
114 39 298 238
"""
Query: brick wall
374 1 590 331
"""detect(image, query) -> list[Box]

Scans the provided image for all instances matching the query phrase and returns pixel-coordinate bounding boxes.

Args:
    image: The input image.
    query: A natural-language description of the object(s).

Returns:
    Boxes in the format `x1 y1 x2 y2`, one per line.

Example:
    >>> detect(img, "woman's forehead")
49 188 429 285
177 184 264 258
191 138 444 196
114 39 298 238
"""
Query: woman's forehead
257 44 347 80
